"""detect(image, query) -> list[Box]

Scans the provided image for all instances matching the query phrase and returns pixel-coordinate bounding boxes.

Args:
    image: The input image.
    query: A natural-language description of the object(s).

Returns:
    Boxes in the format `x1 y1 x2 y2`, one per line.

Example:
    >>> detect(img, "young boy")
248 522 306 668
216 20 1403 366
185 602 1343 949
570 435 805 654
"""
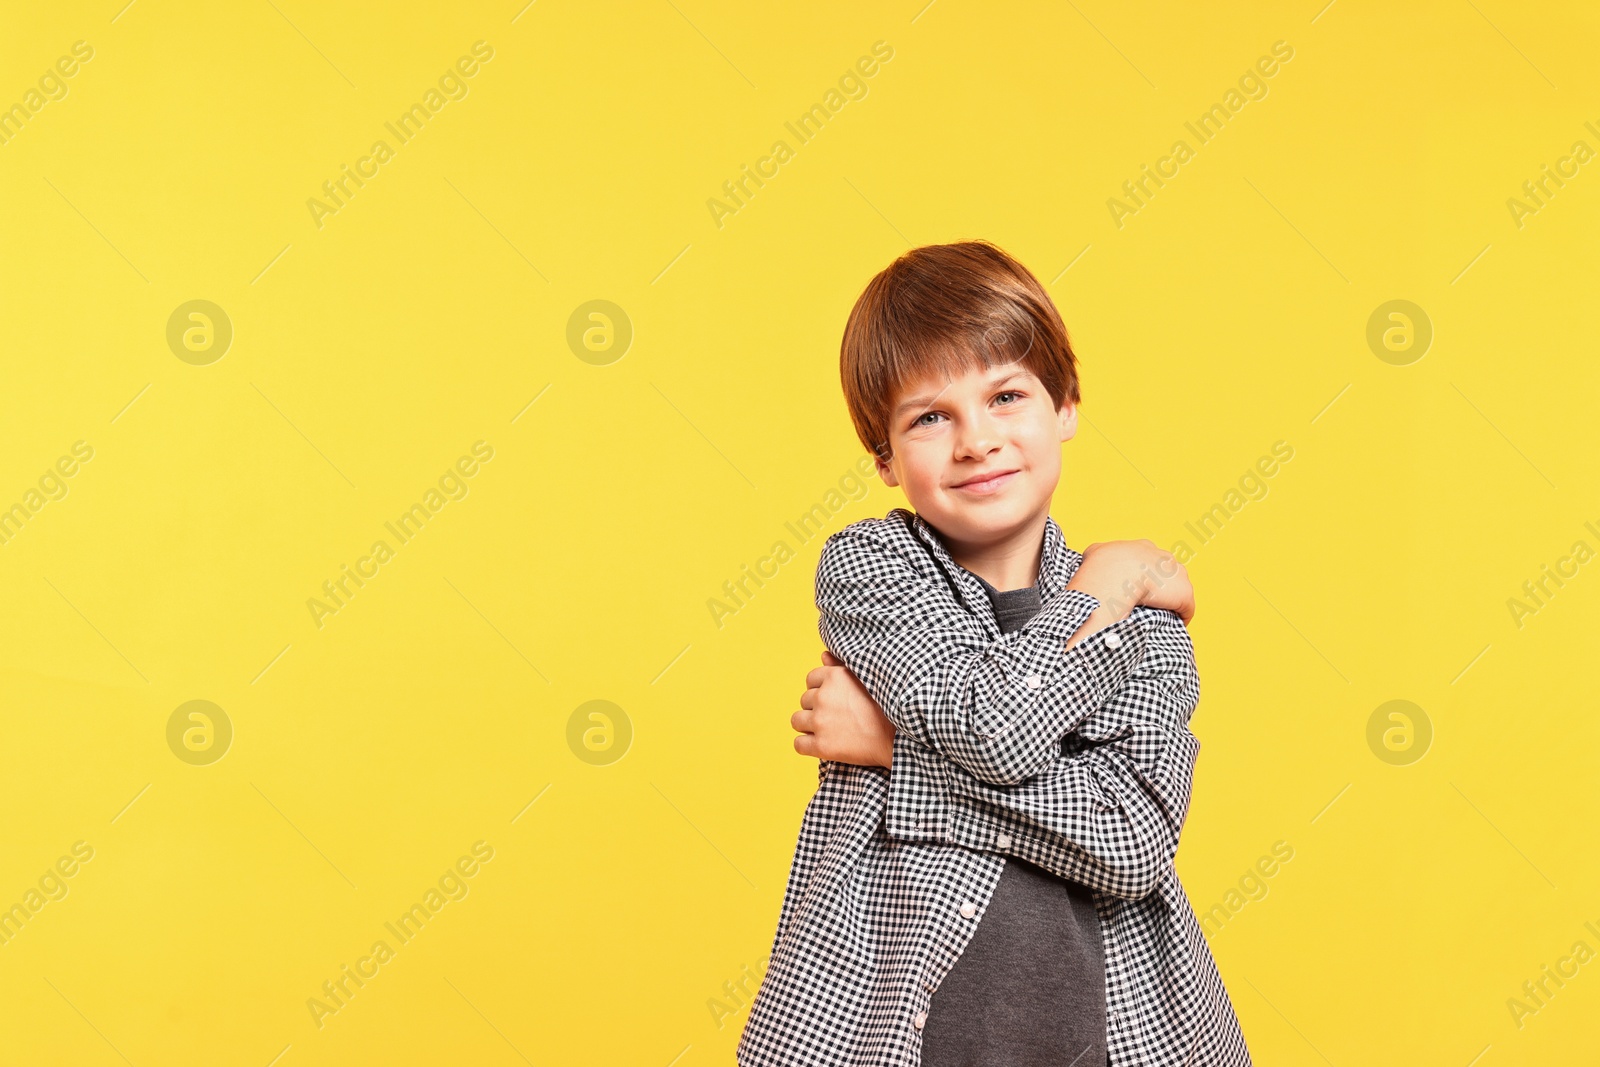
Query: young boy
738 241 1250 1066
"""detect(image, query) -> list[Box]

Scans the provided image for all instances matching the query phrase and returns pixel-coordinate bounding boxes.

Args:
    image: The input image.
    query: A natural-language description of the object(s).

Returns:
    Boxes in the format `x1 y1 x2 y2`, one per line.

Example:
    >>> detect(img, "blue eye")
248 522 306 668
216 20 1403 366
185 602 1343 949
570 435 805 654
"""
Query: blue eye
912 391 1022 429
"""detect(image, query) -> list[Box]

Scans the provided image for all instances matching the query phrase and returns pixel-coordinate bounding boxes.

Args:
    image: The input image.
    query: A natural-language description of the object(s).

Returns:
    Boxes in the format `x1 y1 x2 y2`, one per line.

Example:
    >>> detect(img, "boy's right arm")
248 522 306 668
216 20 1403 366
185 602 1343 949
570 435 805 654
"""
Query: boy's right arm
815 528 1152 790
895 606 1202 899
1065 538 1194 647
804 603 1197 899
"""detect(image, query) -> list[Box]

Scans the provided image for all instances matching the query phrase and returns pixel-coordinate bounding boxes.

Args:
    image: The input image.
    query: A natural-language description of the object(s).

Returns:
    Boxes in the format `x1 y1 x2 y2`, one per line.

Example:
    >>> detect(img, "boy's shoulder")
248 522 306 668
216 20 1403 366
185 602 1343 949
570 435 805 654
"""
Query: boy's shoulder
830 506 917 544
816 508 926 581
823 507 1086 583
823 506 932 558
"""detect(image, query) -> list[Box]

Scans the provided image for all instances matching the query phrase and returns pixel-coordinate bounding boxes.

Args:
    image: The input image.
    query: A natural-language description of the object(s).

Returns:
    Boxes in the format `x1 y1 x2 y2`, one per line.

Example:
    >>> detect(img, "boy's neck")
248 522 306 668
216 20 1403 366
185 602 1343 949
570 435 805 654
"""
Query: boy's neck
932 511 1049 593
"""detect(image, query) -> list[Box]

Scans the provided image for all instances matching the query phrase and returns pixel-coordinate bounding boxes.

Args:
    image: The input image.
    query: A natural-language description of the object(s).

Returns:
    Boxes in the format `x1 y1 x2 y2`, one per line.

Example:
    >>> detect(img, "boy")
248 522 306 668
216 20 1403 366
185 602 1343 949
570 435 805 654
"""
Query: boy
738 241 1249 1065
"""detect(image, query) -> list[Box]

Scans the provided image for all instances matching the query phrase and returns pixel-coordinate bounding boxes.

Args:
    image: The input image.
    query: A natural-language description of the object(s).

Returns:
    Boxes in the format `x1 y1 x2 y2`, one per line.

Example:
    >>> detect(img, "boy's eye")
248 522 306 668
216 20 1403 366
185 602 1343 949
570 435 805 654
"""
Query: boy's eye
910 391 1023 428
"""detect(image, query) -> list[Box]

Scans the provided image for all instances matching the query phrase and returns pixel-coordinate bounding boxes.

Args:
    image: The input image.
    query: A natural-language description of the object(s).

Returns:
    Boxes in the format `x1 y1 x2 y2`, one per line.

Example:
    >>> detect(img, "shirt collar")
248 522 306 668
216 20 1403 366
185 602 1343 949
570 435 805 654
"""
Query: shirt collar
900 508 1080 619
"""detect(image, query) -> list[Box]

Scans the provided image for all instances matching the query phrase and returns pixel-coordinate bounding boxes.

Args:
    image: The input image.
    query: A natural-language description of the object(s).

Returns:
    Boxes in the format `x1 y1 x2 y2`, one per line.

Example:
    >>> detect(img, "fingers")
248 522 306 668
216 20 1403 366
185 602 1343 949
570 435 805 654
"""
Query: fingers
822 649 841 666
791 707 815 734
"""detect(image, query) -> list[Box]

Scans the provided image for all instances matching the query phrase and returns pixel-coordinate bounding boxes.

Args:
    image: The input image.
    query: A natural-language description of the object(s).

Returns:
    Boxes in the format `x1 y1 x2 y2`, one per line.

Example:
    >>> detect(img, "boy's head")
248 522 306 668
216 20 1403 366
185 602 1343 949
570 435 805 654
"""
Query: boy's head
839 240 1080 549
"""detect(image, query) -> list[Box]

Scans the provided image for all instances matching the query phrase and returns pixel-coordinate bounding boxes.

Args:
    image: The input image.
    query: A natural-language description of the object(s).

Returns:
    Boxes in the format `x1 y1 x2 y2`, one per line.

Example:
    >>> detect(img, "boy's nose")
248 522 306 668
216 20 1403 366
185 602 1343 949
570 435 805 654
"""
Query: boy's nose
952 416 1001 459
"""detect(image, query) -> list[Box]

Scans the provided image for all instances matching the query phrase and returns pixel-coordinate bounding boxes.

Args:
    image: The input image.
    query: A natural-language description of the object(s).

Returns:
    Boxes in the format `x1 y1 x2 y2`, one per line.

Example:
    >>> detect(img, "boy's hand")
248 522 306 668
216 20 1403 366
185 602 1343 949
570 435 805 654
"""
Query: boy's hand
1066 539 1194 647
792 650 895 769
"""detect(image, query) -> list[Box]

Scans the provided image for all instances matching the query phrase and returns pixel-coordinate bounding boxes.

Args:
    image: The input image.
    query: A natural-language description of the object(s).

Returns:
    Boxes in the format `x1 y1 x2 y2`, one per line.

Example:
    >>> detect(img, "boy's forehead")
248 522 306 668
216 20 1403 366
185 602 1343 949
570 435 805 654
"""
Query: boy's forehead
891 361 1040 408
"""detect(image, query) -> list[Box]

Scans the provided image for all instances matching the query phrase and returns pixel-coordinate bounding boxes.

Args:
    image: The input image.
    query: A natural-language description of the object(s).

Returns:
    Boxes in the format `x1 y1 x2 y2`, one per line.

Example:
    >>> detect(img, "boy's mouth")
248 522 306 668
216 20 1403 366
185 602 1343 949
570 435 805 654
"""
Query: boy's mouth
950 468 1019 494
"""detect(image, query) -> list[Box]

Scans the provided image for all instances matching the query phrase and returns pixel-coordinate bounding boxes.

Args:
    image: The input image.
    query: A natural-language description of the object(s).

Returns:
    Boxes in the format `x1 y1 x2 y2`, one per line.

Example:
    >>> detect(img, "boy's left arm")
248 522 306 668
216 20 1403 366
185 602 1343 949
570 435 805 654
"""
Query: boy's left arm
929 605 1201 900
810 605 1200 901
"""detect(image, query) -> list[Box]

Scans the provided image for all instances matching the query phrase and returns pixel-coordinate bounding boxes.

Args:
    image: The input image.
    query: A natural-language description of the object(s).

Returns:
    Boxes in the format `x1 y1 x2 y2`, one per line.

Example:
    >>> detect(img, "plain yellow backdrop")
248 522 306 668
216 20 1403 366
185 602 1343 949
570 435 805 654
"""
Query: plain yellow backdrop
1 1 1596 1064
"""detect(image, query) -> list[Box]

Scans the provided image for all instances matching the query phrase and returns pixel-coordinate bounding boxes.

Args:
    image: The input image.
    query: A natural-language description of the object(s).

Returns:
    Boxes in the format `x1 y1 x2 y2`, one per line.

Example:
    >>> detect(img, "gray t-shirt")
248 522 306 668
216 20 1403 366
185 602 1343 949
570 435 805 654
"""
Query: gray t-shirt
917 572 1108 1067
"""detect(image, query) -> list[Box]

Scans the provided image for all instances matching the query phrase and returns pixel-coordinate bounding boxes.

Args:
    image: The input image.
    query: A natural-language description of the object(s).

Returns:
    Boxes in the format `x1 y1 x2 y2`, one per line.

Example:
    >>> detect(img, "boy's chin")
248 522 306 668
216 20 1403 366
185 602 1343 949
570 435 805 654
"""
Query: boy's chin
923 493 1047 536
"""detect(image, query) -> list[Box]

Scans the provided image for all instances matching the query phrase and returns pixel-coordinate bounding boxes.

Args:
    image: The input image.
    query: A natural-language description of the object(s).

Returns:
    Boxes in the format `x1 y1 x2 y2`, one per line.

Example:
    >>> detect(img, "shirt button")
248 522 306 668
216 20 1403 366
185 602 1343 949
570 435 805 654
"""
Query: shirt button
1024 673 1042 689
959 902 977 918
1104 631 1123 650
914 1010 928 1030
995 833 1012 849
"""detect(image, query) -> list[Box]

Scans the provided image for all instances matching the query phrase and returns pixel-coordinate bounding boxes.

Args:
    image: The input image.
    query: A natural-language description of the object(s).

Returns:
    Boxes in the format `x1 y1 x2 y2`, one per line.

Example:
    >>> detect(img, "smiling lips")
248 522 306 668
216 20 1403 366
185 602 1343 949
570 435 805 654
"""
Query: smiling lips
951 469 1019 494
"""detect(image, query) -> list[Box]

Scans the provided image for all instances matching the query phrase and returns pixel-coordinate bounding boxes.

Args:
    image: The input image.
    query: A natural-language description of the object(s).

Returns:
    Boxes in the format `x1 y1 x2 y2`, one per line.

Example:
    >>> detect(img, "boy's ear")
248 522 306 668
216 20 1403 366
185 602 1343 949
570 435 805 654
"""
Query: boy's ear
875 454 900 488
1058 401 1079 443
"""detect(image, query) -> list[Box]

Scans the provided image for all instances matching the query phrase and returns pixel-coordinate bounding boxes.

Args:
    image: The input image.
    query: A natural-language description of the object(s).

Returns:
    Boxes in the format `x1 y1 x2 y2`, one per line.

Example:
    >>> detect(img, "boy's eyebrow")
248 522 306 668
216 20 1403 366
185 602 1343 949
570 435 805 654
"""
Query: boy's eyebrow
894 370 1028 418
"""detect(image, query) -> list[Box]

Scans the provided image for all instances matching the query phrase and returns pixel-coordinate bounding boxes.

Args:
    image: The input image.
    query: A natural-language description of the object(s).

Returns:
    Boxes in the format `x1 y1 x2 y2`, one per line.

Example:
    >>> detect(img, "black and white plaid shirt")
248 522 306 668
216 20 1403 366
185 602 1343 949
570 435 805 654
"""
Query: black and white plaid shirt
739 508 1250 1066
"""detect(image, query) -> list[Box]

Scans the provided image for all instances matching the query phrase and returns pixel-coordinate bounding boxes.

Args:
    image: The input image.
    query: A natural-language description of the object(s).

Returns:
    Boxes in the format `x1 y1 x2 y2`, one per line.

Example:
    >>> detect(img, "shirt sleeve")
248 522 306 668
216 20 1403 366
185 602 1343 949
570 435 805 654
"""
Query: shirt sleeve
907 606 1202 900
815 526 1151 797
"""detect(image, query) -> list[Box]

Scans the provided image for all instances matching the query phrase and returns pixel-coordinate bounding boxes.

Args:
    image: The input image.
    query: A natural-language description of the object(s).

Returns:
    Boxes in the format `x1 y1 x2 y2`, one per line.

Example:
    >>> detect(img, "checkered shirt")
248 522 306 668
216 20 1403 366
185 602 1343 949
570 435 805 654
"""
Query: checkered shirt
738 507 1250 1066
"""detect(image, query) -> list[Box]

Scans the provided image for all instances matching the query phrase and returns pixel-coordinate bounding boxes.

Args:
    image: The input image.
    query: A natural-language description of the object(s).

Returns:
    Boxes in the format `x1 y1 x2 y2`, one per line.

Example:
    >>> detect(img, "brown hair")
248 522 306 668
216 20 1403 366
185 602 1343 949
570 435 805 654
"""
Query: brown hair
839 239 1081 463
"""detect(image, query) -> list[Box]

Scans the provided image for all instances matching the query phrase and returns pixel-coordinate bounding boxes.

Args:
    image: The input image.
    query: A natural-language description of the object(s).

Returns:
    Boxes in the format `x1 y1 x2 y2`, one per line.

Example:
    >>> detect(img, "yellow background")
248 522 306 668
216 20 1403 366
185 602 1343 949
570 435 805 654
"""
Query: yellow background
2 0 1596 1063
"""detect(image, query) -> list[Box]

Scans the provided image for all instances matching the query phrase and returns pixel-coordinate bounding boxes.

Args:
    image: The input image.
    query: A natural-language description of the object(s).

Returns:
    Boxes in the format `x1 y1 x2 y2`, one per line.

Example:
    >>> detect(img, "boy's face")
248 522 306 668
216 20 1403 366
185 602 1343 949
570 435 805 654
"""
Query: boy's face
874 361 1077 548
